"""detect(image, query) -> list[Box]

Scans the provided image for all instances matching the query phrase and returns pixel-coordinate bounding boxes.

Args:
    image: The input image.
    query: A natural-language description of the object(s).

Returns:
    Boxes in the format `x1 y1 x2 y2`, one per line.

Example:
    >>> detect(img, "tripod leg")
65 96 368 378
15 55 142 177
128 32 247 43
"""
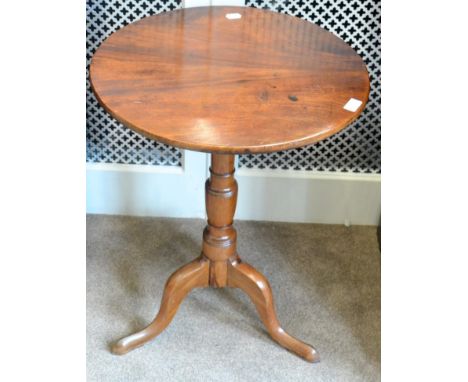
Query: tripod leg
227 258 319 363
112 256 209 355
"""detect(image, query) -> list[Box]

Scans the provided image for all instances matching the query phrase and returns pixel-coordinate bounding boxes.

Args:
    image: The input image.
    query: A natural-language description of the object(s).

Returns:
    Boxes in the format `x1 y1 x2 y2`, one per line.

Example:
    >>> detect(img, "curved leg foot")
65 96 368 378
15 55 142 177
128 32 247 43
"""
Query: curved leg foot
227 258 320 363
112 256 209 355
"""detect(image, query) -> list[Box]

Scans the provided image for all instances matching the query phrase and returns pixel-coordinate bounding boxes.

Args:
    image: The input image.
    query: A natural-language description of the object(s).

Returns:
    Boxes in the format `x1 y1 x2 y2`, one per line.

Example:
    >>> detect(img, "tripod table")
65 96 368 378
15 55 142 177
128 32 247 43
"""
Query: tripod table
90 6 370 363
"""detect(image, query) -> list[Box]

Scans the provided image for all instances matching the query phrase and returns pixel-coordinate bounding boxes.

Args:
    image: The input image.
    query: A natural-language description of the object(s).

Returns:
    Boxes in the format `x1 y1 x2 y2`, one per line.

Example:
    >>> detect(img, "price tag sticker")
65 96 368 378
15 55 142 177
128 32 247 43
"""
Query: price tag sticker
343 98 362 112
225 13 242 20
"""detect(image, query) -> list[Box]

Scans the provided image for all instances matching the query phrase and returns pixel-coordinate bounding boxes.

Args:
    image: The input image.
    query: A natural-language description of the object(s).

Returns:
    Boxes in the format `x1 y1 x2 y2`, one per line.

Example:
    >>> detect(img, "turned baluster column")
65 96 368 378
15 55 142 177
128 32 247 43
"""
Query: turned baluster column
202 154 238 287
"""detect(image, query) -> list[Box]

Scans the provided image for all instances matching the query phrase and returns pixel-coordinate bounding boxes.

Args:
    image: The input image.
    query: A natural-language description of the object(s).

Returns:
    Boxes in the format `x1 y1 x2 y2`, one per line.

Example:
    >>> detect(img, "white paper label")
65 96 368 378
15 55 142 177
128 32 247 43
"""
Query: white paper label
343 98 362 112
225 13 242 20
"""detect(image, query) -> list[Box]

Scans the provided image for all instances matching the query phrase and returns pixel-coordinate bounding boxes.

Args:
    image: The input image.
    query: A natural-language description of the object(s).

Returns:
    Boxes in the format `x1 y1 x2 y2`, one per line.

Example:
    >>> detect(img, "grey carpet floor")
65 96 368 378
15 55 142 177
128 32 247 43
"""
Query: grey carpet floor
87 215 380 382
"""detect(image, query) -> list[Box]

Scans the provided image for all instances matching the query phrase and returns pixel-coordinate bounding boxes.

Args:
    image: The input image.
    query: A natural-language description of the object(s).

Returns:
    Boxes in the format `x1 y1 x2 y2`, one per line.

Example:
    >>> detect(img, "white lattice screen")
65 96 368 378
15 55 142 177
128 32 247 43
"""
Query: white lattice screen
239 0 381 173
86 0 182 166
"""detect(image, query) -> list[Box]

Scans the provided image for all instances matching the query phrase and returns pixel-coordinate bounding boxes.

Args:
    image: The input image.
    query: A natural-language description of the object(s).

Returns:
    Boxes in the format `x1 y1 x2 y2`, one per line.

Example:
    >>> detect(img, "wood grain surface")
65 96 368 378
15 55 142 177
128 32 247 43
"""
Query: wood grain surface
90 6 370 154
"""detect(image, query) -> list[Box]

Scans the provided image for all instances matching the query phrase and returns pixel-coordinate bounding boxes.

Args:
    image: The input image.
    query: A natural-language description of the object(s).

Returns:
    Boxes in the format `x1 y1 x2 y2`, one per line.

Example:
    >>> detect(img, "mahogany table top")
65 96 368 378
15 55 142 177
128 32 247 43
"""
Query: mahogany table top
90 6 370 154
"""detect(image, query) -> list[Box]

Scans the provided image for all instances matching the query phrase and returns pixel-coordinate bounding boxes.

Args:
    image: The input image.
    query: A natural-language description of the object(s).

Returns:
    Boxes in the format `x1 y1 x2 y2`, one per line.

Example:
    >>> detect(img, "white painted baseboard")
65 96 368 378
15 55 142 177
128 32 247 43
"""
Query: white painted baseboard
236 168 380 225
86 151 207 219
87 151 380 225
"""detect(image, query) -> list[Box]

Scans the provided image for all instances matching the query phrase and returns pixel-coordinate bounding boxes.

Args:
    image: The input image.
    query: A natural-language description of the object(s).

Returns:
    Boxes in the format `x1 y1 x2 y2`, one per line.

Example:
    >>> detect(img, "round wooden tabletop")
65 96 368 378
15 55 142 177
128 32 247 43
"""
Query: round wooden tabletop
90 6 370 154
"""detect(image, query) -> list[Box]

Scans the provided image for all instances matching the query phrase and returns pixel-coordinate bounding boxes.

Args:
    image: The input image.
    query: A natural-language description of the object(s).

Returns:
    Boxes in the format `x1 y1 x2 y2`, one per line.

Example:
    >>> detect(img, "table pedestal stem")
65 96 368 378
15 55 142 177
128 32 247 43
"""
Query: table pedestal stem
111 154 319 363
203 154 237 287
